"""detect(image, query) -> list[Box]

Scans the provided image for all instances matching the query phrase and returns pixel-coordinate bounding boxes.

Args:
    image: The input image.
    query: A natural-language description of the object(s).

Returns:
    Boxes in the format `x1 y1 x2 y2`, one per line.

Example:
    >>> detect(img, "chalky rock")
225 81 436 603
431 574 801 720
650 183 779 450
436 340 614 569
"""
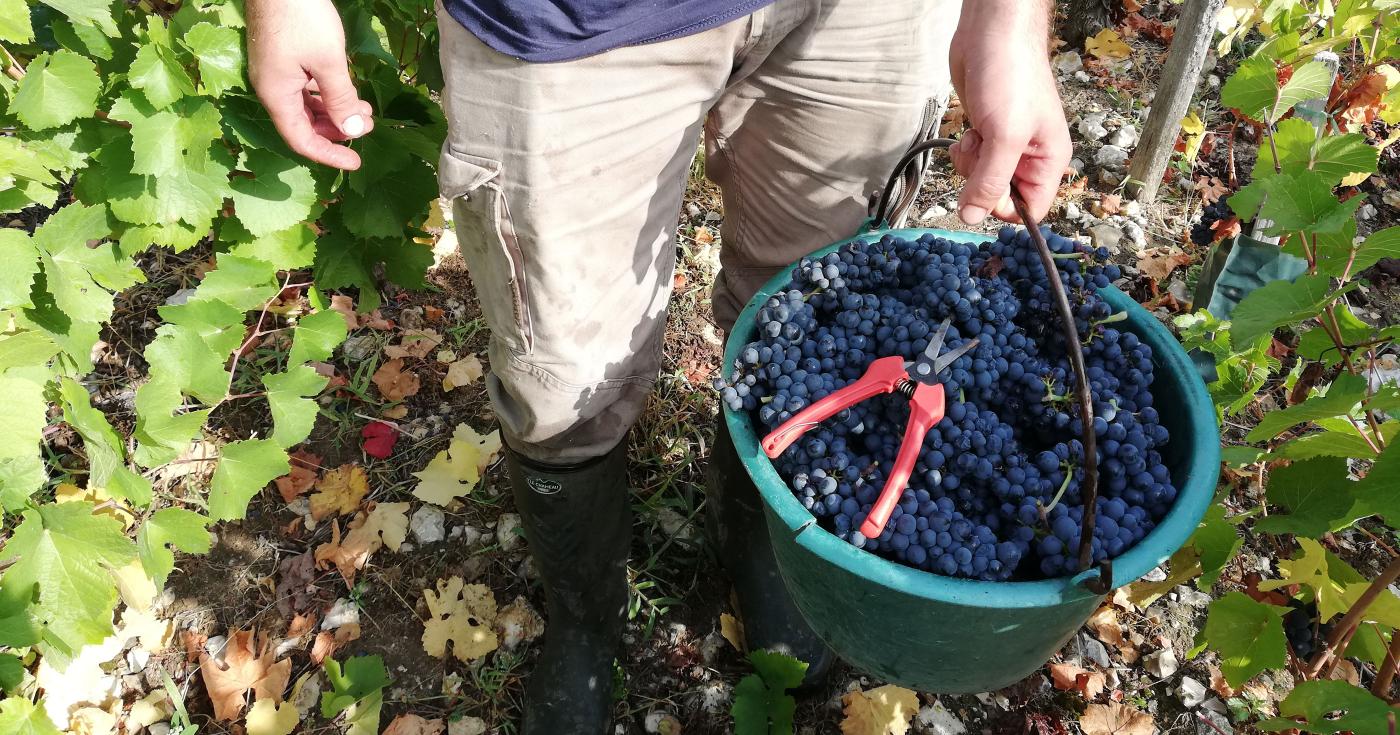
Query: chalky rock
915 700 967 735
1077 112 1110 141
1095 144 1129 170
497 512 523 551
1144 648 1179 678
409 505 446 545
1178 676 1208 708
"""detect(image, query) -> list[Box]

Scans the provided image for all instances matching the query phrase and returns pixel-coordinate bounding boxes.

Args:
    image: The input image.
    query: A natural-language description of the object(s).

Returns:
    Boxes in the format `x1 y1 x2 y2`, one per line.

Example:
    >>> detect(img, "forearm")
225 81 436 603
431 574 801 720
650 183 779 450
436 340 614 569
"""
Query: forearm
954 0 1052 51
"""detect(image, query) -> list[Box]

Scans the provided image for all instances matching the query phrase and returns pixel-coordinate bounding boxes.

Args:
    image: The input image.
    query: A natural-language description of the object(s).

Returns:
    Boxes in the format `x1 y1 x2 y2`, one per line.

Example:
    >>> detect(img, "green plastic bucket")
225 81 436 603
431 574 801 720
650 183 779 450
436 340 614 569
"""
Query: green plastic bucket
722 227 1220 693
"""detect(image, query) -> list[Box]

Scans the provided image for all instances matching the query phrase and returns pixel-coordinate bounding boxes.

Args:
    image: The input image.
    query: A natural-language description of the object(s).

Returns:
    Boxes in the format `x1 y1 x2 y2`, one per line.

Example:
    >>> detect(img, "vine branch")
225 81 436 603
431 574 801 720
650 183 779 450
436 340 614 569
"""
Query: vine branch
1306 555 1400 678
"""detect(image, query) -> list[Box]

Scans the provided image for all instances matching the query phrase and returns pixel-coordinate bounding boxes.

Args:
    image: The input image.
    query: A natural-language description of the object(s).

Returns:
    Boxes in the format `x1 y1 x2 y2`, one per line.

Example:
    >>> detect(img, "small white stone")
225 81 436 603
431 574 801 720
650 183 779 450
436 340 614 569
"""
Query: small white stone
686 203 701 218
1144 648 1179 678
1064 202 1082 220
449 525 466 539
1143 565 1168 582
1068 158 1086 176
1095 145 1130 170
1052 51 1084 74
1099 169 1125 187
1208 74 1221 88
1359 203 1378 221
410 505 446 545
915 700 967 735
704 210 723 223
448 716 487 735
1077 112 1110 141
125 647 150 673
497 513 523 551
1122 199 1143 219
921 204 950 221
164 288 197 307
1178 677 1208 708
1107 125 1139 148
1074 70 1092 83
148 724 170 735
1383 190 1400 209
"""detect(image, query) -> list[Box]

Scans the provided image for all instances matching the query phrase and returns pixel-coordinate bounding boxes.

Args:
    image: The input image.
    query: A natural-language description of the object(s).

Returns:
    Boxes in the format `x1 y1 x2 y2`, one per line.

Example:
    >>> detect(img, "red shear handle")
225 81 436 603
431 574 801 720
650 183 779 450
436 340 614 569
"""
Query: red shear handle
761 356 908 458
860 382 946 539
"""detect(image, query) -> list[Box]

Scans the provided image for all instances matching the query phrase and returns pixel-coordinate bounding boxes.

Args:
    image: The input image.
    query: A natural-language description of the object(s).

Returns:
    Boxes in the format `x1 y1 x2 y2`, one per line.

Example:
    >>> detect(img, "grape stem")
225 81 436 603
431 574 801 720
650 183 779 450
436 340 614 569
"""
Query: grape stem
1371 623 1400 701
1306 554 1400 678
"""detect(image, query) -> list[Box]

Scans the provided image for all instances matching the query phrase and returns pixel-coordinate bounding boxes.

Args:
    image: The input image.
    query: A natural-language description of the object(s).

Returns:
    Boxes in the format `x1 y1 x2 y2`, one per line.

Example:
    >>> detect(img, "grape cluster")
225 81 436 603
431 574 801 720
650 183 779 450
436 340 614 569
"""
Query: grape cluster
1190 195 1233 246
720 227 1178 582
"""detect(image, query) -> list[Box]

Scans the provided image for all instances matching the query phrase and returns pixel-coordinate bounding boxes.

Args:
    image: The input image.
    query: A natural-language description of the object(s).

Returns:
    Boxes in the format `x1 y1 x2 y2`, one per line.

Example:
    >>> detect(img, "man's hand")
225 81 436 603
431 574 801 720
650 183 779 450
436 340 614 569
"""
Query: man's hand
947 0 1071 225
248 0 373 170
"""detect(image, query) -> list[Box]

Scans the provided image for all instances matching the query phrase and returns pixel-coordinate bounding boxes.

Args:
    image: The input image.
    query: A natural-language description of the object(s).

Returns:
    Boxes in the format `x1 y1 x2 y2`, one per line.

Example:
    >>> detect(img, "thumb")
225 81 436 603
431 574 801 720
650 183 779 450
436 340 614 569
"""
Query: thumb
307 56 373 139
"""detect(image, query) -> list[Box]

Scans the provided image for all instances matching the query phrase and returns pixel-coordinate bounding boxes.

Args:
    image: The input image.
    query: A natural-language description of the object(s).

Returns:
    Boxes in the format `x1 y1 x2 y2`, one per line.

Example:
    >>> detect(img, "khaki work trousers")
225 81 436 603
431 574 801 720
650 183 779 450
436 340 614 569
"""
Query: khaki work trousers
437 0 960 463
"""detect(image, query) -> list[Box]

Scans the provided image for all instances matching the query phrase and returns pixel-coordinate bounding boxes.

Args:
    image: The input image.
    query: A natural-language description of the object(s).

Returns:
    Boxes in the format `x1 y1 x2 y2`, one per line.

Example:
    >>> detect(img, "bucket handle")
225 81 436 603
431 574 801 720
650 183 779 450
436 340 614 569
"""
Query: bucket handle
871 138 1111 595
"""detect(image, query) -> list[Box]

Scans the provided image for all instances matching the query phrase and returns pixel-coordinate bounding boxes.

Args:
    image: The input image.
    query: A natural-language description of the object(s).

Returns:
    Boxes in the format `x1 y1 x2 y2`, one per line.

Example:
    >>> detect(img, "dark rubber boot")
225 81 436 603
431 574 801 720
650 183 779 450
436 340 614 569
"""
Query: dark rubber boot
707 415 836 689
507 443 631 735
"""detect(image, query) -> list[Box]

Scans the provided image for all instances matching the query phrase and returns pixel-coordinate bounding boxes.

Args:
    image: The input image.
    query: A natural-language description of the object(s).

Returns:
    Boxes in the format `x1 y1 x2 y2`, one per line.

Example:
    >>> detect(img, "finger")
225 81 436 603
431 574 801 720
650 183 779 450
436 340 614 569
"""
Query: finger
948 129 981 178
306 56 373 139
958 128 1026 225
1013 129 1074 223
264 88 362 170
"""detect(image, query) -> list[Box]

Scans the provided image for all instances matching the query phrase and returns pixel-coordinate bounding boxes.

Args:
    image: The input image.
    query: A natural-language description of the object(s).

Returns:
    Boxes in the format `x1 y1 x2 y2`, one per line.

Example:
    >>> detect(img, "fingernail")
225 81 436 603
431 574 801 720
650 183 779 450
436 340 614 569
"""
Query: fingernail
960 205 987 225
341 115 365 137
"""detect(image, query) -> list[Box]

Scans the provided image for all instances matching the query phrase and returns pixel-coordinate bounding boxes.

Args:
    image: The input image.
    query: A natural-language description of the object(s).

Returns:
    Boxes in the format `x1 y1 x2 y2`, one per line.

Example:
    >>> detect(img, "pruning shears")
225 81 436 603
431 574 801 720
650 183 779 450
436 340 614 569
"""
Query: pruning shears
761 318 978 539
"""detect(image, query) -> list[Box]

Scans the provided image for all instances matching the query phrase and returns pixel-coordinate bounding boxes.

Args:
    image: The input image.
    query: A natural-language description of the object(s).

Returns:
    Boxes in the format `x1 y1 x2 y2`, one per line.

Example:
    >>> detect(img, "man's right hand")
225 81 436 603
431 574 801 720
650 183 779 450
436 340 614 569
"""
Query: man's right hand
248 0 374 170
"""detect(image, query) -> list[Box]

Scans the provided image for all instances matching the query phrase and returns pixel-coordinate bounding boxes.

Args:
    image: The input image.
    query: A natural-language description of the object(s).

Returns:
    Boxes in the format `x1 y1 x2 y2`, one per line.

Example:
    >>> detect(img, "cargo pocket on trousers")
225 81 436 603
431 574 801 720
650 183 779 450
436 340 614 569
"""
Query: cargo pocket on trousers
439 146 533 354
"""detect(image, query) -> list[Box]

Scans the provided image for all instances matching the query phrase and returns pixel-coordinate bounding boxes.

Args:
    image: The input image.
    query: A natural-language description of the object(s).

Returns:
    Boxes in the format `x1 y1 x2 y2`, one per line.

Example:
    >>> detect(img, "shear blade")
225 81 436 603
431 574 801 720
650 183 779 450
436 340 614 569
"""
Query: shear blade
909 318 978 383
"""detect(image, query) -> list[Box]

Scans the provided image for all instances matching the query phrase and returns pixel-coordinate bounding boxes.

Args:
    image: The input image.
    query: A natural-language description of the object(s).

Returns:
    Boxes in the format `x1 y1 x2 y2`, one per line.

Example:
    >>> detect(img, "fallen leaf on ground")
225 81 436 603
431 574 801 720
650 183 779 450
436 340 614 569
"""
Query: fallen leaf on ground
720 612 746 652
200 630 291 721
69 707 116 735
442 355 484 392
384 329 443 359
1095 194 1122 216
448 716 488 735
114 560 159 611
275 450 322 503
128 690 173 729
246 698 299 735
1086 606 1124 647
1049 662 1106 699
310 632 337 664
1080 702 1154 735
424 305 445 322
1195 176 1228 204
309 464 369 520
55 483 136 530
1137 248 1194 282
117 606 173 649
1335 71 1389 131
839 684 920 735
361 421 399 459
1085 28 1131 60
383 714 445 735
380 404 409 420
422 576 500 662
412 424 503 506
1208 667 1235 698
314 502 410 587
36 635 123 728
372 357 421 402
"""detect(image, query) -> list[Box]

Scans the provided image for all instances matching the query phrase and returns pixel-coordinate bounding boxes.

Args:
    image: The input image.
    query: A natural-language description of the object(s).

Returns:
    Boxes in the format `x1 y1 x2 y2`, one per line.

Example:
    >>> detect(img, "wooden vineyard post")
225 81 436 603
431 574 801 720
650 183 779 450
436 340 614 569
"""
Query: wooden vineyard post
1125 0 1227 202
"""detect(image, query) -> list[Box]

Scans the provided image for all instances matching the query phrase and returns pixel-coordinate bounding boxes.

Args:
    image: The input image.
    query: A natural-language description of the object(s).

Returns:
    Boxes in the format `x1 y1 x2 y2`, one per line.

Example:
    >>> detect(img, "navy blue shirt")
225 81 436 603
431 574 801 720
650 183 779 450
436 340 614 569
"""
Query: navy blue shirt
442 0 777 62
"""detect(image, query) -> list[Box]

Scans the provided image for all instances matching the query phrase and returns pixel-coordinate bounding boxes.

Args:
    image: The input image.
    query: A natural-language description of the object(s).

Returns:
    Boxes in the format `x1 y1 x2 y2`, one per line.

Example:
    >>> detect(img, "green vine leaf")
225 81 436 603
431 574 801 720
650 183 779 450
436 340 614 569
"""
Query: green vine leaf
208 438 289 521
321 655 390 735
181 22 245 97
88 139 233 230
1349 226 1400 276
33 203 143 324
0 696 61 735
1274 418 1400 460
230 150 319 238
1230 274 1356 350
1258 680 1400 734
137 507 213 588
225 223 319 270
8 50 101 130
36 0 117 37
1260 539 1400 626
57 378 152 507
732 650 807 735
1246 372 1367 442
1202 592 1288 689
0 654 23 693
0 0 34 44
0 502 137 660
1222 58 1333 124
263 366 329 448
0 138 61 212
132 376 211 469
108 92 224 178
1354 440 1400 528
129 39 195 110
1196 503 1244 590
0 367 49 511
1253 457 1355 536
1256 117 1379 185
289 308 349 366
0 230 39 310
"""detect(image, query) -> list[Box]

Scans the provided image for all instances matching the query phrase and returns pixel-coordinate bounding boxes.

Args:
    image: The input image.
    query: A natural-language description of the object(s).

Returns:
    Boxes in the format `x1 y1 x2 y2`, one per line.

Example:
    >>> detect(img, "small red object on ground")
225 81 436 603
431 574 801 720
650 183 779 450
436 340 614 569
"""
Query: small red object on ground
361 421 399 459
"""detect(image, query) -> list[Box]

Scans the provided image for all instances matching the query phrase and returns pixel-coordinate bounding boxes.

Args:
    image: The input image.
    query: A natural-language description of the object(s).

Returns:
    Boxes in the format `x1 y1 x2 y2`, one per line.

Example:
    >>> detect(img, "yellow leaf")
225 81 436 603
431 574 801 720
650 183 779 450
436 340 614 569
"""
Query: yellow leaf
128 690 172 729
309 464 369 520
839 685 920 735
1080 702 1155 735
36 636 124 729
1215 0 1262 56
1085 28 1131 61
421 576 499 662
55 484 136 530
113 561 158 612
245 698 299 735
1340 170 1372 187
411 424 502 506
442 355 484 392
314 502 410 587
719 612 745 652
1180 111 1205 136
68 707 116 735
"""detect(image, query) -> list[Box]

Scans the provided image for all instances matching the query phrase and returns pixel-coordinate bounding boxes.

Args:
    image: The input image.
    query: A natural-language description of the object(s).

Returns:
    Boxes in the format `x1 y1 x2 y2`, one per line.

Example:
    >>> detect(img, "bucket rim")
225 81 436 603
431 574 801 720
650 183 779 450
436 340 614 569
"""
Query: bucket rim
722 226 1220 608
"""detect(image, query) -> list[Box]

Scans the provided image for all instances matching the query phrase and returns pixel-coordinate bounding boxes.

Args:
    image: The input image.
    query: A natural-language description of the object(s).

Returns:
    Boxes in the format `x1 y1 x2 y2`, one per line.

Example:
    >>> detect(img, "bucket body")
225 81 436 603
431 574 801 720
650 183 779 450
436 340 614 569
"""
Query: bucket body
723 228 1220 693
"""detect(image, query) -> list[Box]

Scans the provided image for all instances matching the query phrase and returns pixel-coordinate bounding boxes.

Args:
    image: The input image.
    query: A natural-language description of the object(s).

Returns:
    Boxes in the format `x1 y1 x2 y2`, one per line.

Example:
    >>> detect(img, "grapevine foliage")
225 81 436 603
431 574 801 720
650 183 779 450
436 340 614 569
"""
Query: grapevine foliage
0 0 442 722
1164 0 1400 724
